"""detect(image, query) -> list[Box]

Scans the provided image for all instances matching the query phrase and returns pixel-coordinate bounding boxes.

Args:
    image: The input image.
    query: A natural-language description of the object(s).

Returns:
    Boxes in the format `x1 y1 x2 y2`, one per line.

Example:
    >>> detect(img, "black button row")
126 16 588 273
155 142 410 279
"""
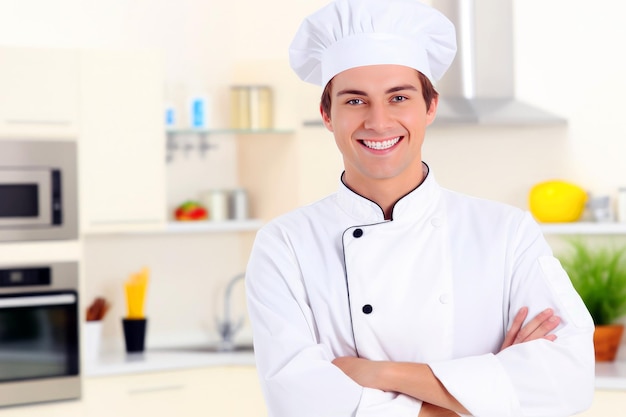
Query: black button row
352 227 369 314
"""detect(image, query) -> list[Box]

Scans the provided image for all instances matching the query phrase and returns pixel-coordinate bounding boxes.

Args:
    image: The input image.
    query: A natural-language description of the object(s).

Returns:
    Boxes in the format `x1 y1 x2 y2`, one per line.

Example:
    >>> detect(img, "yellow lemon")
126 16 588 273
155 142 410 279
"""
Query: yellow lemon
529 180 587 223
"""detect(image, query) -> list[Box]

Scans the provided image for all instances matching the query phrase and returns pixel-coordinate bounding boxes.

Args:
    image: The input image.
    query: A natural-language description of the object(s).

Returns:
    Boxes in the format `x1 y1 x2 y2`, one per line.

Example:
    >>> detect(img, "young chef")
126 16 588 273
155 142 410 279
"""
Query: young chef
245 0 595 416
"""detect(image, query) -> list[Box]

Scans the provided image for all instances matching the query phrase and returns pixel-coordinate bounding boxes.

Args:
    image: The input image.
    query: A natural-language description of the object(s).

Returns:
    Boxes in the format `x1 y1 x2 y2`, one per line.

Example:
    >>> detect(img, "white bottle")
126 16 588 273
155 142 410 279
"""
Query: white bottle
202 189 228 222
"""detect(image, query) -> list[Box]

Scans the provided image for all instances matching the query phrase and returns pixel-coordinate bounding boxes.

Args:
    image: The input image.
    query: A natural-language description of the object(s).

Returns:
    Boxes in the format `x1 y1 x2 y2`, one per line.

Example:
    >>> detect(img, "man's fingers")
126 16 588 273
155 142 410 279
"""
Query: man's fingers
515 308 559 343
500 307 528 350
501 307 560 351
524 315 560 342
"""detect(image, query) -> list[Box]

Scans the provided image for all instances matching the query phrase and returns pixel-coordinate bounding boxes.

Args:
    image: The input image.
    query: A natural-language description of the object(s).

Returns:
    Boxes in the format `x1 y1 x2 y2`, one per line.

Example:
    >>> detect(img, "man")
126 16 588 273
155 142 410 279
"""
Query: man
245 0 595 416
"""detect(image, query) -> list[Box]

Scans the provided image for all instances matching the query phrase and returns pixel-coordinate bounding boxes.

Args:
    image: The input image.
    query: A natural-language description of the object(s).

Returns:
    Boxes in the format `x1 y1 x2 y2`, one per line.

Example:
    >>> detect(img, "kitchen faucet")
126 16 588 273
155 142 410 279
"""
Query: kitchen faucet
216 272 246 351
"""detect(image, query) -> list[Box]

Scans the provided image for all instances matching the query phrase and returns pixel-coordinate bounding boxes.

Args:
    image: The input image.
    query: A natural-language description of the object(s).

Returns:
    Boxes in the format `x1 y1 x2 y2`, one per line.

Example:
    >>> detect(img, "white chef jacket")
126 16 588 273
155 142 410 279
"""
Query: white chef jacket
245 163 595 417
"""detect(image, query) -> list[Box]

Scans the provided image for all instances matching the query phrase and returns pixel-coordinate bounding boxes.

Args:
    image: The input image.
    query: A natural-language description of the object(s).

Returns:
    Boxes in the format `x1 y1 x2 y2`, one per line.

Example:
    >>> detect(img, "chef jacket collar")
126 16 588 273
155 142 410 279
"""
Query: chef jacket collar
337 162 441 224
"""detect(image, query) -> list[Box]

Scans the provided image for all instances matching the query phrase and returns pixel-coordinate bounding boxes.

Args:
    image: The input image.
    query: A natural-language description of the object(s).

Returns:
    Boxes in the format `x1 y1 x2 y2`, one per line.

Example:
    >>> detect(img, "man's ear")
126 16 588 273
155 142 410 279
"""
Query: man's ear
320 104 334 132
425 96 439 126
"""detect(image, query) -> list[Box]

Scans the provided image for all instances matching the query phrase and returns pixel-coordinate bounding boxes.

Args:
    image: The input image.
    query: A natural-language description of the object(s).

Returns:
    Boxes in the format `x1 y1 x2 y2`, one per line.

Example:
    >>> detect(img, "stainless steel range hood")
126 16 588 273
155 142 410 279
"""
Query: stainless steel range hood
431 0 566 126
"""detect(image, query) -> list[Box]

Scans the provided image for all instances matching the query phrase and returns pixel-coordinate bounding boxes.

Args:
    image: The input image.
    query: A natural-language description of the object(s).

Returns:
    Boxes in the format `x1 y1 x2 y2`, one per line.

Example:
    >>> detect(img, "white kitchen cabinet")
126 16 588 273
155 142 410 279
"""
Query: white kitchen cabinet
84 366 266 417
0 47 79 139
79 49 166 234
0 368 262 417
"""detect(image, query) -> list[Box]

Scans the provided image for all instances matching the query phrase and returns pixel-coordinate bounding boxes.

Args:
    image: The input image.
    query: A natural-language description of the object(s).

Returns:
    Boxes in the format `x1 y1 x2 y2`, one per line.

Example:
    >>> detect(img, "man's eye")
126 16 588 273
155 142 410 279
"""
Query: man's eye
391 95 408 102
347 98 364 105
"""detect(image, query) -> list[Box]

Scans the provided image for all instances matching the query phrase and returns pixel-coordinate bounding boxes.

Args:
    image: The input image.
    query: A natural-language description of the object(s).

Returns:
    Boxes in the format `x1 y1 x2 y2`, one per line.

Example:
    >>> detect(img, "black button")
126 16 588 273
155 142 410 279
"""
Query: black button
353 228 363 238
362 304 373 314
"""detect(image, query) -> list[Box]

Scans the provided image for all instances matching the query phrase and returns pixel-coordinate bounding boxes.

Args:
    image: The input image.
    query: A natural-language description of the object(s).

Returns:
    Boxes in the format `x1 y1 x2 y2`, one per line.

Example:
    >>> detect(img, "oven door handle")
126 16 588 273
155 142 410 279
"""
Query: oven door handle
0 293 76 308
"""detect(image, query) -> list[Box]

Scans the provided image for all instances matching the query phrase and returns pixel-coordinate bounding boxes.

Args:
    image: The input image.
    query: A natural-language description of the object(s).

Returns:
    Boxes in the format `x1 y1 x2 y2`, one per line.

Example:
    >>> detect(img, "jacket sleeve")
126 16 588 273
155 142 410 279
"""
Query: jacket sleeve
245 225 422 417
428 212 595 417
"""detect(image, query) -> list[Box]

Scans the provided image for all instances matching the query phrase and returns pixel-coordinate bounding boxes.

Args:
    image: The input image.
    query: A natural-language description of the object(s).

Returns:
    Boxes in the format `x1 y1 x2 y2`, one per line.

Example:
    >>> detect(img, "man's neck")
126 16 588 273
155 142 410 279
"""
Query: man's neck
343 167 426 220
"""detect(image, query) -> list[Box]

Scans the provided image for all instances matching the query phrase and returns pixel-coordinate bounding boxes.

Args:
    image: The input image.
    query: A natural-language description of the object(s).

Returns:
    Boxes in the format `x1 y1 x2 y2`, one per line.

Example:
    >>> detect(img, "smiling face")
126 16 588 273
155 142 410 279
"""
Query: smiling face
321 64 438 197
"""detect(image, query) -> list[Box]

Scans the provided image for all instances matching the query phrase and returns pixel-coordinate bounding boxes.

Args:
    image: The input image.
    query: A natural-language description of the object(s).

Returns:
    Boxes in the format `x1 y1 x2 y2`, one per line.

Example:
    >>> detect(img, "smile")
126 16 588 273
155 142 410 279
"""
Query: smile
360 137 402 150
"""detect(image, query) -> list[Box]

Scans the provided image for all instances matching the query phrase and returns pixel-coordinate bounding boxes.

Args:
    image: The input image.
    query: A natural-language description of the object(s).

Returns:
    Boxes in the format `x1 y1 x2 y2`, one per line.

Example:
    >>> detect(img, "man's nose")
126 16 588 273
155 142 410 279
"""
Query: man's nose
364 103 394 130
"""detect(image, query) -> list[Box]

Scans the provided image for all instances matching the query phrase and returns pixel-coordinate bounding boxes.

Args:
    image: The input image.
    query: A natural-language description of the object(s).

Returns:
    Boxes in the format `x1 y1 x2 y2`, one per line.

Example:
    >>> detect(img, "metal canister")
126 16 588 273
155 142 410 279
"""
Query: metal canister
230 86 250 129
229 85 273 130
248 86 273 130
230 188 249 220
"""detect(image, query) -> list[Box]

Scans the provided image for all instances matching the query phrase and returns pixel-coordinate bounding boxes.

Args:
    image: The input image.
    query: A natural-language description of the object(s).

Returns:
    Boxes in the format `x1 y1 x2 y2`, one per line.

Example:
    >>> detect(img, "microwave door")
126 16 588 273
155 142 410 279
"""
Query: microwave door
0 169 52 228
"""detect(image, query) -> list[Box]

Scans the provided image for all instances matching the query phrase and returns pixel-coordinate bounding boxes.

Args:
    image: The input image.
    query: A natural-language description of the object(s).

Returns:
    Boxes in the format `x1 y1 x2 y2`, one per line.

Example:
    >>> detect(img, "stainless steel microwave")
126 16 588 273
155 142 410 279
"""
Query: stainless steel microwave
0 262 80 408
0 140 78 242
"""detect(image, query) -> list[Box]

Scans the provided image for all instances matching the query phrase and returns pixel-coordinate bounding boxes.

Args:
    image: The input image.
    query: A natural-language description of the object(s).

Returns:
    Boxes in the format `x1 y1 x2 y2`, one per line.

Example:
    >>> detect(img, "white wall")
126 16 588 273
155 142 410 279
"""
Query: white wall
5 0 623 201
2 0 626 347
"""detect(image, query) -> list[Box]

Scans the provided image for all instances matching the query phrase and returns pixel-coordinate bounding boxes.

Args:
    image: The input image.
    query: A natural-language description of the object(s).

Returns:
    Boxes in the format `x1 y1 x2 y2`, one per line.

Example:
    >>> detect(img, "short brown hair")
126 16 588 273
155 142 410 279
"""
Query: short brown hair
320 70 439 117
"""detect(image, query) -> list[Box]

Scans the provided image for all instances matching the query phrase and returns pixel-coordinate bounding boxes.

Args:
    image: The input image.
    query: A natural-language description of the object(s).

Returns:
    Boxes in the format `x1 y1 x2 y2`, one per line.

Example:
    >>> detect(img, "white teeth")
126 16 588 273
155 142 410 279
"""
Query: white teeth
362 137 401 150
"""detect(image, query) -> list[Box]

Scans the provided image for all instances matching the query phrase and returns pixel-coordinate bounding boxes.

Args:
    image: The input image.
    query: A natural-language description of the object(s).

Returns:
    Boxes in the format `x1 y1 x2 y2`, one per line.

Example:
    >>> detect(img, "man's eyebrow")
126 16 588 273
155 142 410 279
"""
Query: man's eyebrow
386 85 418 94
335 89 367 97
335 85 419 97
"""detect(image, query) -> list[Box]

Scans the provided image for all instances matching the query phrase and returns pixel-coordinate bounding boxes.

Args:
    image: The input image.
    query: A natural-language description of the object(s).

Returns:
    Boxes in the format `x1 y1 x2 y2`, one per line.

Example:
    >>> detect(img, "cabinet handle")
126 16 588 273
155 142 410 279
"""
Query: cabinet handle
5 119 72 126
127 384 185 395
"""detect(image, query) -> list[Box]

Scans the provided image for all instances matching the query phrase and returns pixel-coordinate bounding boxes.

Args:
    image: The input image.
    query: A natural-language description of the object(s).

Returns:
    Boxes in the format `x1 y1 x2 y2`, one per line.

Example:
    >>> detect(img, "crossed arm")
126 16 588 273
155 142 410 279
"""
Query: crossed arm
332 307 561 417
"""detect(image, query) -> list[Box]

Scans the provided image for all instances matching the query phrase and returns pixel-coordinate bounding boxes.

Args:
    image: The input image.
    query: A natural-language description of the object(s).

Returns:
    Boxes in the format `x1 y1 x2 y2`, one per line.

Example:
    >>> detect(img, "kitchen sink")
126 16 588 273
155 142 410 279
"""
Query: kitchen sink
179 344 254 353
152 343 254 354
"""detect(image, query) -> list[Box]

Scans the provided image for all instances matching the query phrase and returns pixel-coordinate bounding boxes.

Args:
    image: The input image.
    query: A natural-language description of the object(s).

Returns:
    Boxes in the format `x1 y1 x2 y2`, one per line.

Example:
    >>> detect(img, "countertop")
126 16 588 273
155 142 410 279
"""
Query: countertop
595 361 626 390
84 346 255 377
85 347 626 391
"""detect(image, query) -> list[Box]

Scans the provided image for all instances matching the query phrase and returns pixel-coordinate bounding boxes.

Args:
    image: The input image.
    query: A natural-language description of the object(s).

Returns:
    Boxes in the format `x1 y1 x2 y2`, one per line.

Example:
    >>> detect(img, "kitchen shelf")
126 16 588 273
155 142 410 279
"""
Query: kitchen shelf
540 222 626 235
85 348 255 377
165 219 263 233
83 219 264 236
166 128 295 135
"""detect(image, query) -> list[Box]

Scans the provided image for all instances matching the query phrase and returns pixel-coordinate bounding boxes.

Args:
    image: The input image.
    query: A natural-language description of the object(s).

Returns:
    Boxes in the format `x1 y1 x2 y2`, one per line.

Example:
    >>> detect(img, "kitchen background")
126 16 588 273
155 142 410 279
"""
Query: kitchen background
1 0 626 353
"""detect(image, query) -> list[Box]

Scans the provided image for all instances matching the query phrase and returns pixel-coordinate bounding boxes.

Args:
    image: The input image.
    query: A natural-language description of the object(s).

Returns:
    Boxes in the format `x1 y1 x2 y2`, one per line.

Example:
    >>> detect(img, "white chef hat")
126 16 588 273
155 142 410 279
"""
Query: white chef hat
289 0 457 87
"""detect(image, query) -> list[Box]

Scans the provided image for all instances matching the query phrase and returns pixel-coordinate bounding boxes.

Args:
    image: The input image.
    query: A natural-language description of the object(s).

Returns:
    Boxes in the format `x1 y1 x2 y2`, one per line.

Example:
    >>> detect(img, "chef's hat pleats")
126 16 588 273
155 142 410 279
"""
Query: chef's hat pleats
289 0 457 87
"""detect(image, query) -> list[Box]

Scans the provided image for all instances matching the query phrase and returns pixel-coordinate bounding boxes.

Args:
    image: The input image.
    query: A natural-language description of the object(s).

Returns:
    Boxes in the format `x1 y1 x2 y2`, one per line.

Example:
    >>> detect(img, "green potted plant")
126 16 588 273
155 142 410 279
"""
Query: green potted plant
558 240 626 361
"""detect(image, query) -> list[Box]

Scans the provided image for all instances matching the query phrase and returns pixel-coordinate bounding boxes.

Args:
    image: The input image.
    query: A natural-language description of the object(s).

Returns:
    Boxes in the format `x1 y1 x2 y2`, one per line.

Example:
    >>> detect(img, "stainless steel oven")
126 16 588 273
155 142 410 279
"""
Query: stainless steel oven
0 262 80 408
0 140 78 242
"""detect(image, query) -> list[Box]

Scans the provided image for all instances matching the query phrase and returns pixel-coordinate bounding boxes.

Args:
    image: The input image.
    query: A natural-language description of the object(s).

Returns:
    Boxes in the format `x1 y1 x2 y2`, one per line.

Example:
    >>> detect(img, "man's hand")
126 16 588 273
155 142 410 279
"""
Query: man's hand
333 307 561 417
333 307 561 386
418 402 460 416
331 356 382 389
500 307 560 351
